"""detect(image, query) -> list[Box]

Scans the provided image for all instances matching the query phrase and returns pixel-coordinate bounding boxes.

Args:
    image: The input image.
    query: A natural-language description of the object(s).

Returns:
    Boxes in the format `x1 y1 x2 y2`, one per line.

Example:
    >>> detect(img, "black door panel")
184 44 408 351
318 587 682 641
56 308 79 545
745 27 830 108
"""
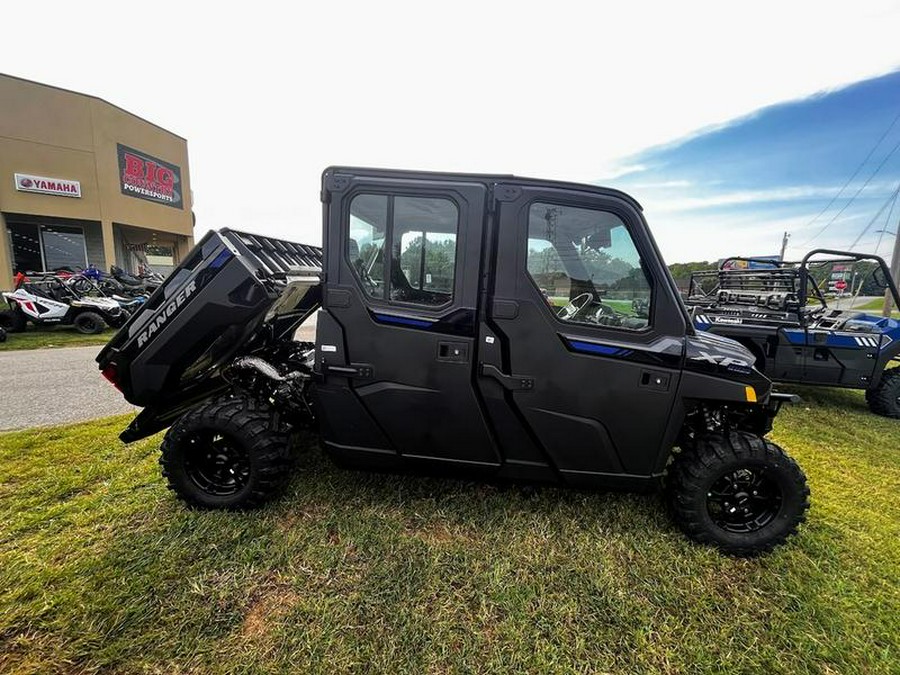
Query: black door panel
525 407 623 473
489 300 682 476
317 170 499 466
482 185 687 478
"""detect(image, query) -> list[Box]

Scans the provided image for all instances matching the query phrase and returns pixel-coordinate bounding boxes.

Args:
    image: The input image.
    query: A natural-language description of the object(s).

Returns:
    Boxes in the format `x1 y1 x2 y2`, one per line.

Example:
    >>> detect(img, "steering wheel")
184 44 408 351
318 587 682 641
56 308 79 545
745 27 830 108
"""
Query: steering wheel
557 292 593 320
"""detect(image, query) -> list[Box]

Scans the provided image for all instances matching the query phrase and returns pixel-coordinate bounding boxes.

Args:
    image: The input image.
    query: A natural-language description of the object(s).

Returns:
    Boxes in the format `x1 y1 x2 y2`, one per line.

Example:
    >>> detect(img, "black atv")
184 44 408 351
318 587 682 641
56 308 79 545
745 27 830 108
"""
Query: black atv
686 250 900 418
98 167 810 556
100 265 162 298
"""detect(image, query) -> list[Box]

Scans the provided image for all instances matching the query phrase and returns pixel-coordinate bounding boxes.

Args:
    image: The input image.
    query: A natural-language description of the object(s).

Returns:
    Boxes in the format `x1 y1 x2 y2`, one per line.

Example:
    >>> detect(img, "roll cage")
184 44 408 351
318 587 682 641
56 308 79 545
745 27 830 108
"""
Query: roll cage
687 249 900 318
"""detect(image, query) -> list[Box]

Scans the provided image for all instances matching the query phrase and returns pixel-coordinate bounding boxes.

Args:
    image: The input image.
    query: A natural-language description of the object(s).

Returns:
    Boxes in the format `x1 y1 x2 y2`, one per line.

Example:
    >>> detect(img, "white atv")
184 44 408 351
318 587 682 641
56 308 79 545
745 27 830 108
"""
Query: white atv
1 276 125 335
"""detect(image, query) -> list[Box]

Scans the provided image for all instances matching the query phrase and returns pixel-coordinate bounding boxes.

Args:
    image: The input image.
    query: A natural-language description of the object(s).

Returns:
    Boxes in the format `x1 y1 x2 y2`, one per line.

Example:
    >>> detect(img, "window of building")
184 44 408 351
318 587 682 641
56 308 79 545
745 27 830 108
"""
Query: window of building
527 202 652 330
348 194 459 307
41 225 87 272
145 244 175 275
7 222 43 275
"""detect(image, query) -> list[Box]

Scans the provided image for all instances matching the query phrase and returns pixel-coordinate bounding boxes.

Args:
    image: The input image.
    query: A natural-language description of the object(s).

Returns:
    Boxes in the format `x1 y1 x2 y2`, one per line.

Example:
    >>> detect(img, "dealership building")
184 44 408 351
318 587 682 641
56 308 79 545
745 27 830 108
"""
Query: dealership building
0 73 194 290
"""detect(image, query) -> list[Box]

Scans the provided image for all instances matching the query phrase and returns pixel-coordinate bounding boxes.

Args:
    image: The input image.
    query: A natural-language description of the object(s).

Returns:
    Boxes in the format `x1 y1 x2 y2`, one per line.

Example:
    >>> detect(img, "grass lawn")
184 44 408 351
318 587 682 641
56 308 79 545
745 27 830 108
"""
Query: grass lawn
854 297 900 316
549 297 637 315
0 327 114 351
1 390 898 673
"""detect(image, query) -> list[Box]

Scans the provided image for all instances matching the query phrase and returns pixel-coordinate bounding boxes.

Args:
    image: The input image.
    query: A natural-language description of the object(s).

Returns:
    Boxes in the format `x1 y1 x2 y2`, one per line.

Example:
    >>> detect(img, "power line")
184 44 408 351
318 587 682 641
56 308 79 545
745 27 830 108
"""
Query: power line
874 188 899 254
800 106 900 231
847 180 900 250
798 134 900 247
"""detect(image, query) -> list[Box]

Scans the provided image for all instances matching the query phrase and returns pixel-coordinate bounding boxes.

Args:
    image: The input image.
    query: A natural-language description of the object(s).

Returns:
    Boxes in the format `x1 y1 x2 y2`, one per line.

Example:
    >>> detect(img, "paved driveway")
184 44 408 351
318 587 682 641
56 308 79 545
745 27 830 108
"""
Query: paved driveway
0 346 135 431
0 316 318 432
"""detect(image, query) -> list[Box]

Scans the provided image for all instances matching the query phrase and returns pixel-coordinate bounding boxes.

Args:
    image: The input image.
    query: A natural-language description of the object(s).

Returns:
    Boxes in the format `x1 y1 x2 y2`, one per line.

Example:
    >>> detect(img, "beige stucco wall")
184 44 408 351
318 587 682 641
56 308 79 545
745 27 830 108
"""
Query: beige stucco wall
0 73 193 289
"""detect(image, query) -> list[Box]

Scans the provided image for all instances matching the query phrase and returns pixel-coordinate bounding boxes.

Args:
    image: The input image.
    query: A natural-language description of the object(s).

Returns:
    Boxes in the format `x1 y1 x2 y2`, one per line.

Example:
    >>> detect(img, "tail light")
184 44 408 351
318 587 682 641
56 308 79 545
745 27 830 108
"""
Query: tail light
101 364 122 392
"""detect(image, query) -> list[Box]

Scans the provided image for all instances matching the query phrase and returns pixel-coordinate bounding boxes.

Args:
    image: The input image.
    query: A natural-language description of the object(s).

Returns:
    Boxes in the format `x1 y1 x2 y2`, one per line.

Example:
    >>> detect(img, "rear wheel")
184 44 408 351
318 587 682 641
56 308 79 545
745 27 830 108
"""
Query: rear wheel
160 397 294 509
0 308 27 333
668 432 809 556
72 311 106 334
867 368 900 419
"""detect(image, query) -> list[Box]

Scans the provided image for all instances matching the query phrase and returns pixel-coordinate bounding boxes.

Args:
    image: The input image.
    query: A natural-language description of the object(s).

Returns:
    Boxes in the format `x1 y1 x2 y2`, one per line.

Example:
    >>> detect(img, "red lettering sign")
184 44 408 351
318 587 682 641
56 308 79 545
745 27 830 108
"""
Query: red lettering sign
124 153 144 177
156 167 175 187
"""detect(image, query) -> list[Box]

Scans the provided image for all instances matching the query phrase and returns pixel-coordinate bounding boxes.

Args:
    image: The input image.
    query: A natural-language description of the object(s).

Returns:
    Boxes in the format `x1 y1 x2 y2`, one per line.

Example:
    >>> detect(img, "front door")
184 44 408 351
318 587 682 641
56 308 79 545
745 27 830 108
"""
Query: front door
801 329 879 386
480 184 687 483
317 169 499 466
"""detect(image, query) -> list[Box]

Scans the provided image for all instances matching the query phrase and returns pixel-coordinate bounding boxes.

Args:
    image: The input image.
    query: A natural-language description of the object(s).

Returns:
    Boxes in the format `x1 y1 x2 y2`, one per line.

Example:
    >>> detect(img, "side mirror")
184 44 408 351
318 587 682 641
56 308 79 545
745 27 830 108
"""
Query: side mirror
872 267 889 289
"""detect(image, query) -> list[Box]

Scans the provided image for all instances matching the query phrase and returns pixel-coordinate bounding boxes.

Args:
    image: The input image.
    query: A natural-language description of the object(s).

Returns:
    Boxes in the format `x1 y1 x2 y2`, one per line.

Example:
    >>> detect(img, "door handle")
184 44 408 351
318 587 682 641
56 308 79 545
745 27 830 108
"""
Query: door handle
437 341 469 363
480 363 535 391
324 363 374 379
639 370 671 391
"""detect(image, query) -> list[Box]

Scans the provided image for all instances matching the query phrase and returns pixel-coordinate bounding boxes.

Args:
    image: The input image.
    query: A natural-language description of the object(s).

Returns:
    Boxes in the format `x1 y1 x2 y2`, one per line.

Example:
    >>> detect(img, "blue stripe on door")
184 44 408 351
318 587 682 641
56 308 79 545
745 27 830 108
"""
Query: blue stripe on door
567 339 633 357
372 313 434 328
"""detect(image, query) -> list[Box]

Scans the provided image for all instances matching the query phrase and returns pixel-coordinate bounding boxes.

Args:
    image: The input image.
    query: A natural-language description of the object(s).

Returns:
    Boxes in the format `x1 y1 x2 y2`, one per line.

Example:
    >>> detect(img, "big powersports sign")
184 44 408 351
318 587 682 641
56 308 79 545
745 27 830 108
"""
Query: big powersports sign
117 144 183 209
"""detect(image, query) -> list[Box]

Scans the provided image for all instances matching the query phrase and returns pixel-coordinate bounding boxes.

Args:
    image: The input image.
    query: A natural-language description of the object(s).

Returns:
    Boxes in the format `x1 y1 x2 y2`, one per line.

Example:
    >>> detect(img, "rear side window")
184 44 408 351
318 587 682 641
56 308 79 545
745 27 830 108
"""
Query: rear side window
348 194 388 299
347 194 458 307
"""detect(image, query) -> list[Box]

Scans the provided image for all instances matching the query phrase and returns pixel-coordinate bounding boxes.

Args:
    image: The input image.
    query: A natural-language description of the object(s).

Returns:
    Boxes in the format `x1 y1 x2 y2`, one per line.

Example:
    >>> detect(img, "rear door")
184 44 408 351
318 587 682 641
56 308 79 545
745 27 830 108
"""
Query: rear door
317 169 498 466
480 183 687 482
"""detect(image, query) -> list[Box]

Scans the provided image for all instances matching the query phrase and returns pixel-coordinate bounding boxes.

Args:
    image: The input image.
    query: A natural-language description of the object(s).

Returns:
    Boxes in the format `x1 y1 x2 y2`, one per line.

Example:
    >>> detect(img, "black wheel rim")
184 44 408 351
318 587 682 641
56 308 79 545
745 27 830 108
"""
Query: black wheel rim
707 467 782 533
183 431 251 496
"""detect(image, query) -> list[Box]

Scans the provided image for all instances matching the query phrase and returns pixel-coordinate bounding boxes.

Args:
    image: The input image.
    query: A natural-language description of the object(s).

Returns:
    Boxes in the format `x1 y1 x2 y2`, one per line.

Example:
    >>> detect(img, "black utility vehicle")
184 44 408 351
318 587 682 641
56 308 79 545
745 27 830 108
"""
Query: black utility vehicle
98 168 810 556
687 250 900 418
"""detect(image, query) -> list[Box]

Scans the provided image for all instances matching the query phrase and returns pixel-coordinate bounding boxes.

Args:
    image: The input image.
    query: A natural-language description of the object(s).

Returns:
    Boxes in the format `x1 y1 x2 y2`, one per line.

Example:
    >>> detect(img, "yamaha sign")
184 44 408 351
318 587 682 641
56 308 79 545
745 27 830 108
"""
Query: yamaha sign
14 173 81 198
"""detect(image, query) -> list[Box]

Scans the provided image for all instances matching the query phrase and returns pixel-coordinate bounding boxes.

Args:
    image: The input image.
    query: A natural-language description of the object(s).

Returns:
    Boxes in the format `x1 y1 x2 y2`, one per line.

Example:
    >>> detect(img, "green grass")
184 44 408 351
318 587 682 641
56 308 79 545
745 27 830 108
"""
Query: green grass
1 392 898 674
549 297 637 315
854 297 900 316
0 327 114 351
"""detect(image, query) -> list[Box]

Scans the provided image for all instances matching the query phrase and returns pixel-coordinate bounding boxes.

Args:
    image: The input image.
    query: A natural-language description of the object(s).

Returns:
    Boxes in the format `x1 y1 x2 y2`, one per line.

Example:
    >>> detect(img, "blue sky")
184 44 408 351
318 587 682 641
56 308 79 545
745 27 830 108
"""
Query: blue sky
608 70 900 263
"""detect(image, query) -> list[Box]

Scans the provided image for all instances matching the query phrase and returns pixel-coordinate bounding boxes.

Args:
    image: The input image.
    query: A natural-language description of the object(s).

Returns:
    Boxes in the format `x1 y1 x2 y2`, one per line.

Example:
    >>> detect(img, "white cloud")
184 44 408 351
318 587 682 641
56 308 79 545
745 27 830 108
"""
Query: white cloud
642 182 898 213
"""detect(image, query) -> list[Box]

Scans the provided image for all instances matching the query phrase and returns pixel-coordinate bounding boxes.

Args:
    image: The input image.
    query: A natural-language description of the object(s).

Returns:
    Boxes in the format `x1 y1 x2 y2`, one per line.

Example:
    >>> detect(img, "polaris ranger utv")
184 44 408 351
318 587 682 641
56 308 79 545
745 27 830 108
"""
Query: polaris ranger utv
98 167 809 556
686 250 900 418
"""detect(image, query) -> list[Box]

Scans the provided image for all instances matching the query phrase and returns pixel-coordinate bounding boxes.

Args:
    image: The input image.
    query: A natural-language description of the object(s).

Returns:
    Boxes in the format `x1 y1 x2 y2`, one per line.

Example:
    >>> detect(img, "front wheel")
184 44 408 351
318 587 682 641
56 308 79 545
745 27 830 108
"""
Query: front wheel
160 397 294 509
667 432 809 556
72 311 106 334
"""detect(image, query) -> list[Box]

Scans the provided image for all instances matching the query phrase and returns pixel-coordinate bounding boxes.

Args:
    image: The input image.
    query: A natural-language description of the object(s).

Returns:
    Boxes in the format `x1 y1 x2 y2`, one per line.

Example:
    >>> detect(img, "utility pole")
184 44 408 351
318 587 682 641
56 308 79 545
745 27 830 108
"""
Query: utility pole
779 231 790 261
884 222 900 317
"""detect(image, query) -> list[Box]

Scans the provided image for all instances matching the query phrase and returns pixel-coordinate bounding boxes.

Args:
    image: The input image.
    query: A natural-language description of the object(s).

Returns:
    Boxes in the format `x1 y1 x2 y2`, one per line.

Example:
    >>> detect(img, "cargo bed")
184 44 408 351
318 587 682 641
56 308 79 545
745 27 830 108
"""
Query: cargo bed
97 229 322 423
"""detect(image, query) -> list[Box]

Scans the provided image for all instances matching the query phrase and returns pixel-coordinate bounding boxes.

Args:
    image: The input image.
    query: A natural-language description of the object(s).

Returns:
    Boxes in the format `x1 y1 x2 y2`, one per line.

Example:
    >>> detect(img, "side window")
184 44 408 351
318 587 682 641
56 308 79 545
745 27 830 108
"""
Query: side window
526 202 653 331
348 194 388 299
347 194 458 307
399 231 458 295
